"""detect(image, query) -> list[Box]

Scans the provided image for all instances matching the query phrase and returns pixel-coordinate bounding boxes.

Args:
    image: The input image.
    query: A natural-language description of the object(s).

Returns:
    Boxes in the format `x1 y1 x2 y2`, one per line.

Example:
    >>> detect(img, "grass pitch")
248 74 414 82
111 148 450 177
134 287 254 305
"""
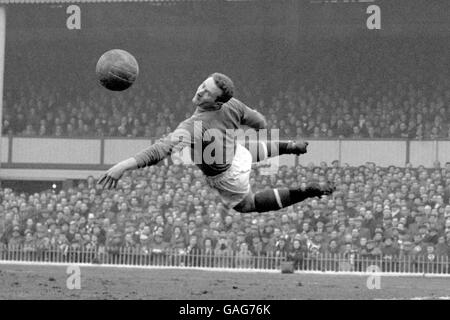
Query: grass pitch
1 263 450 300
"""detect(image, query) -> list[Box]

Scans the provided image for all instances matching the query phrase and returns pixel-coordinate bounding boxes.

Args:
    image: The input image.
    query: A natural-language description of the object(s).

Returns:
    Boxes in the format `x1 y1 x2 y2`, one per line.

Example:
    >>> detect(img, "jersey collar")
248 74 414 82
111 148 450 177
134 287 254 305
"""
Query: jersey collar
197 101 223 112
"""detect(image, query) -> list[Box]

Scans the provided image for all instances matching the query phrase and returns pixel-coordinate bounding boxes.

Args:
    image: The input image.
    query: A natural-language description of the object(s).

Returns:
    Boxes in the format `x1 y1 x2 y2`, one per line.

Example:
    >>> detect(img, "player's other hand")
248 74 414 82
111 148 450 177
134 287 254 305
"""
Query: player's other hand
97 163 126 189
288 140 309 155
297 141 308 154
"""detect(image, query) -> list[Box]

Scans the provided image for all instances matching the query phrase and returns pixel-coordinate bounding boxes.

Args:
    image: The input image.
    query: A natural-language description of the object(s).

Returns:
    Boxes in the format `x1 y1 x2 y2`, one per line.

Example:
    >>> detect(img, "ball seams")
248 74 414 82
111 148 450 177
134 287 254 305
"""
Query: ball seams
109 65 138 82
96 49 139 91
106 71 133 84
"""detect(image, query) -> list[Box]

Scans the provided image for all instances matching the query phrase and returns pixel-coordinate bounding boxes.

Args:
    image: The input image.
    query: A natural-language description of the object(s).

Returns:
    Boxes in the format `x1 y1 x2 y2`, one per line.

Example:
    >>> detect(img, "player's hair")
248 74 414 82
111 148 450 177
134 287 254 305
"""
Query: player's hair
210 72 234 103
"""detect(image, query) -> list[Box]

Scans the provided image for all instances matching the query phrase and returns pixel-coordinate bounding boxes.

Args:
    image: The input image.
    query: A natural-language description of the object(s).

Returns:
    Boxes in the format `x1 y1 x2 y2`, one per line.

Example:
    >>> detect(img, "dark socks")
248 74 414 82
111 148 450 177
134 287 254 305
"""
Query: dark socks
253 186 323 213
266 141 290 157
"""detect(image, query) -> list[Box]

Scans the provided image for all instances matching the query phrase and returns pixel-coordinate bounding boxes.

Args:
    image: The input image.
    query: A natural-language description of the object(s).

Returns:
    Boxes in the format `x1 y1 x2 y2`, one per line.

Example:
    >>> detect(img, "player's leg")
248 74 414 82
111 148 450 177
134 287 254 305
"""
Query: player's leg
232 182 335 213
206 142 329 213
244 140 308 163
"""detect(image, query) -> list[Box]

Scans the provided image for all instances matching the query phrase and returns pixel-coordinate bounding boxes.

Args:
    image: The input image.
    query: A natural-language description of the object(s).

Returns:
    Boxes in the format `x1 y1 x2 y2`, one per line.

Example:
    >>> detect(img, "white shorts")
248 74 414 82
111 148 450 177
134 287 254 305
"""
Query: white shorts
205 143 252 207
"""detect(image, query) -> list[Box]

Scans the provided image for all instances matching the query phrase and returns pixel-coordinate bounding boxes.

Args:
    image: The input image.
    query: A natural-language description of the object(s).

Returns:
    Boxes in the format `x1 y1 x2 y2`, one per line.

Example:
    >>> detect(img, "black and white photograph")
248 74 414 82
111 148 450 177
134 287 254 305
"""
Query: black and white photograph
1 0 450 304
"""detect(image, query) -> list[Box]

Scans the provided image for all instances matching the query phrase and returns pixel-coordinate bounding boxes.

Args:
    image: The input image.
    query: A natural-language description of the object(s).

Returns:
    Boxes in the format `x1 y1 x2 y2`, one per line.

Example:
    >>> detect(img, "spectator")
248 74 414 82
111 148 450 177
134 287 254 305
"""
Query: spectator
203 238 214 256
381 237 400 261
8 227 23 247
275 238 290 258
287 239 306 269
23 231 36 253
186 235 201 266
235 242 253 269
170 226 186 253
435 236 449 257
150 233 168 254
214 235 233 268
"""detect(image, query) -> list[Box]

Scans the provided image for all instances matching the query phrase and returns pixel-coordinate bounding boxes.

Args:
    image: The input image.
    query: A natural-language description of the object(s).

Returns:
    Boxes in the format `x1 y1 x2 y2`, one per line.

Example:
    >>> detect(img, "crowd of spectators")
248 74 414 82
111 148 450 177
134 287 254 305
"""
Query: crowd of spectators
2 160 450 266
3 39 450 140
5 76 450 140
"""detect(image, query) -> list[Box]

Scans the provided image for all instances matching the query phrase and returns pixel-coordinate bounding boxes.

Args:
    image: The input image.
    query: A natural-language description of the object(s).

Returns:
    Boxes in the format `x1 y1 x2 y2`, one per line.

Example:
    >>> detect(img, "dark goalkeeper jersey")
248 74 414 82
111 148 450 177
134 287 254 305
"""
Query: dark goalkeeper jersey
133 98 267 177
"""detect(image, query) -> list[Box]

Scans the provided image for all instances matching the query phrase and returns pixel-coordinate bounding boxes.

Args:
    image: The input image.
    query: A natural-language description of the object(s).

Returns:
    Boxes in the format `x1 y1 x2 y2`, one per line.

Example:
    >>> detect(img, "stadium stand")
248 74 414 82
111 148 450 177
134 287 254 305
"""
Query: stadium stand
3 39 450 140
1 161 450 273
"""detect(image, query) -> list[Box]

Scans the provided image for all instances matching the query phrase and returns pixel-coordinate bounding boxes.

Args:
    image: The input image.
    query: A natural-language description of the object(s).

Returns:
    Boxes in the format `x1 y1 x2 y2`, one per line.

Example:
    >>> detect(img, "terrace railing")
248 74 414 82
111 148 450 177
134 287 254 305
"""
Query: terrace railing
0 245 449 275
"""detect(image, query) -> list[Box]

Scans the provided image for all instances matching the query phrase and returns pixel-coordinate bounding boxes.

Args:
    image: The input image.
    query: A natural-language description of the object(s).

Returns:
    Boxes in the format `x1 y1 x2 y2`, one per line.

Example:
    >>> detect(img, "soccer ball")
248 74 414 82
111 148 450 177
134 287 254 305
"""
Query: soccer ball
96 49 139 91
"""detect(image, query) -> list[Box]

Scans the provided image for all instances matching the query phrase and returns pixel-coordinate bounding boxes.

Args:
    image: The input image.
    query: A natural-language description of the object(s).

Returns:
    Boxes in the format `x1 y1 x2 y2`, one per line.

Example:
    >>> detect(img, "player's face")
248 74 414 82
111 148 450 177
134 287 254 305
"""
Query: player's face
192 77 222 106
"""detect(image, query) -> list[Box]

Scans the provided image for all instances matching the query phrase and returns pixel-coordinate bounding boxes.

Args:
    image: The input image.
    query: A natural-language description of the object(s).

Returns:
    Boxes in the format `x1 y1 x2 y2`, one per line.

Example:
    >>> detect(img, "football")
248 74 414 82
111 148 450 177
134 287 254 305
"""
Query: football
96 49 139 91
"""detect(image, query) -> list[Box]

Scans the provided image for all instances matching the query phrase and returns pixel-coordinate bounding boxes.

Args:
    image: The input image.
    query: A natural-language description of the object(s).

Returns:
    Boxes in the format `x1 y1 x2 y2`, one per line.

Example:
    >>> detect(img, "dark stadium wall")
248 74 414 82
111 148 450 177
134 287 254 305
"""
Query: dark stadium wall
4 0 450 93
0 179 62 194
6 1 450 40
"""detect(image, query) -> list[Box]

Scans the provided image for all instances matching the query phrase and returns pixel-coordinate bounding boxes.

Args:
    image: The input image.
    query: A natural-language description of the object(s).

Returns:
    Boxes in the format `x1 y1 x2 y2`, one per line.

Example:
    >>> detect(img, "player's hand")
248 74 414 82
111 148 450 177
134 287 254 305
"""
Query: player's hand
97 163 126 189
288 140 309 155
297 141 309 154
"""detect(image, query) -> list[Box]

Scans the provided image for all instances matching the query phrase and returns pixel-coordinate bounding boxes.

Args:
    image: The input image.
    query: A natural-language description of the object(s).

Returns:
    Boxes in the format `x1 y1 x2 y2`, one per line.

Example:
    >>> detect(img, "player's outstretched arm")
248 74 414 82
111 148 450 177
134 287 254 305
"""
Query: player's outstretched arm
97 157 138 190
97 139 171 190
97 128 189 190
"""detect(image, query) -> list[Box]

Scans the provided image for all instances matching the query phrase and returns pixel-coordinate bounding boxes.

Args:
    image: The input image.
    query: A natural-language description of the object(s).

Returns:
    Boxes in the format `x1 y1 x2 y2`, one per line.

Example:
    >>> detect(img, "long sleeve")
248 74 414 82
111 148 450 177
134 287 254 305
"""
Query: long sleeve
234 99 267 130
133 127 192 168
